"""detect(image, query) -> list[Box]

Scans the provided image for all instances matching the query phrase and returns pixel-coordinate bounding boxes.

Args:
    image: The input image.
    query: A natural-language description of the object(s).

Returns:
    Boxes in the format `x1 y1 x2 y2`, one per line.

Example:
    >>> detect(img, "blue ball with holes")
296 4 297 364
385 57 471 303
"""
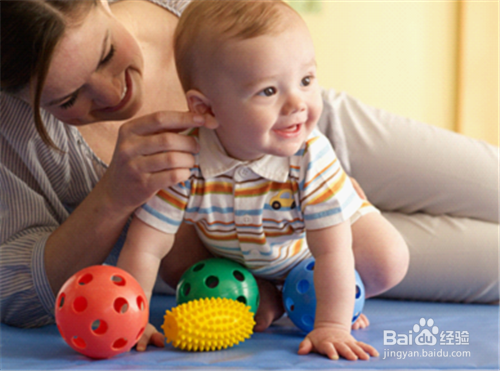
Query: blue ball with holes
282 257 365 333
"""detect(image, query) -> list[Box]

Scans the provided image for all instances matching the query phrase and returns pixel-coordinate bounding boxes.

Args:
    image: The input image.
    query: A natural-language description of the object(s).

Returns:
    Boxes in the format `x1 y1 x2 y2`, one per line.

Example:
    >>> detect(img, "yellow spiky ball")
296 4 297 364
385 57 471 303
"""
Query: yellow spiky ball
162 297 255 352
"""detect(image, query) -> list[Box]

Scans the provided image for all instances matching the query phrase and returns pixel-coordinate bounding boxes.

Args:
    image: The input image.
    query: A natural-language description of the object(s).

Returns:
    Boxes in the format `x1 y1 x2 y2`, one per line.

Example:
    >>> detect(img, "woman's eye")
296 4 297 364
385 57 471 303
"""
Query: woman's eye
259 87 277 97
100 45 115 66
60 94 78 109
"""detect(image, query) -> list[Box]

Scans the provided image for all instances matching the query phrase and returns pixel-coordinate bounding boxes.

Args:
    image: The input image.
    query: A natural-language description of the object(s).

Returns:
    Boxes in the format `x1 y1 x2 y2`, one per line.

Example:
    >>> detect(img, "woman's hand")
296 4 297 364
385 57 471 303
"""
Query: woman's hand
100 111 217 213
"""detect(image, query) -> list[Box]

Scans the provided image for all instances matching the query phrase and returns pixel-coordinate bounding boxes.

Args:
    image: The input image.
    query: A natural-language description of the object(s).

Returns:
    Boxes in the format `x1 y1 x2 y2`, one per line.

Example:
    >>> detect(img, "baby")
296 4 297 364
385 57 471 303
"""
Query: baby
118 0 408 360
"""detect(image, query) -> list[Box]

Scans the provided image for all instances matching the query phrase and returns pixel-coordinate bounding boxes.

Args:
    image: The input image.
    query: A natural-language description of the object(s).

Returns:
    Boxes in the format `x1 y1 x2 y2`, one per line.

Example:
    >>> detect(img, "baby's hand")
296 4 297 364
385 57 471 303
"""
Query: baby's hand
135 323 165 352
352 313 370 330
297 325 379 361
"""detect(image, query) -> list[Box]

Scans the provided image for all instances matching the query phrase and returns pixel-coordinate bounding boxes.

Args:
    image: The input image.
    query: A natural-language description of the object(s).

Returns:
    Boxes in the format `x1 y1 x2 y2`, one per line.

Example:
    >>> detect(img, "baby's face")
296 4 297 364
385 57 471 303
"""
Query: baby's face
199 17 323 161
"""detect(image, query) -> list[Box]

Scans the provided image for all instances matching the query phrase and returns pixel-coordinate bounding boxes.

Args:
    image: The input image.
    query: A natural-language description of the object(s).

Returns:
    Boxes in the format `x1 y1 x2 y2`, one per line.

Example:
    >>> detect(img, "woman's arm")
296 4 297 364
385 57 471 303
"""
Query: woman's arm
44 111 212 295
0 93 216 327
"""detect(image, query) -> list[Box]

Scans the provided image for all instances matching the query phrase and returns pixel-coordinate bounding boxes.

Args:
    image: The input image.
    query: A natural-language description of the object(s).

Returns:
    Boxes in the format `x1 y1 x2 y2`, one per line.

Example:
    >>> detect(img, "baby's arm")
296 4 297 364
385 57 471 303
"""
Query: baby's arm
298 221 379 360
117 217 176 350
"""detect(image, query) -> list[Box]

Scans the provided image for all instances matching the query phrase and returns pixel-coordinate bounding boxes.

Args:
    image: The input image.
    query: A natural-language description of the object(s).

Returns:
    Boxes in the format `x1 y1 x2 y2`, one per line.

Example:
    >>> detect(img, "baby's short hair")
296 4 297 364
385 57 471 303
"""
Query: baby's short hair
174 0 295 92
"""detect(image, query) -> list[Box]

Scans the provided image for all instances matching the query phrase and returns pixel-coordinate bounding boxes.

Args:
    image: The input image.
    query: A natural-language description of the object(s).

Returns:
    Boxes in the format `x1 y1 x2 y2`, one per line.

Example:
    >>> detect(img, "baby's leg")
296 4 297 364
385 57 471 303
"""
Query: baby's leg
351 212 409 298
158 222 213 287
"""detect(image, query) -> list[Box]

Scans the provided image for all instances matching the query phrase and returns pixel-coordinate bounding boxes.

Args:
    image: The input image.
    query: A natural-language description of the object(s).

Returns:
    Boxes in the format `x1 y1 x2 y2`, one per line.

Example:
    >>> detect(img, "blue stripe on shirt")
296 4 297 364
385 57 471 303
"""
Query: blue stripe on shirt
142 204 182 227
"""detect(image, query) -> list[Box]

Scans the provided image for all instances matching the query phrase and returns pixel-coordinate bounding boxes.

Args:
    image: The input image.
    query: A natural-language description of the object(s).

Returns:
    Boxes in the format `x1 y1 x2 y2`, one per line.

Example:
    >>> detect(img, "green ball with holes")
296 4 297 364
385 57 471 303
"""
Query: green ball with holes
176 258 260 315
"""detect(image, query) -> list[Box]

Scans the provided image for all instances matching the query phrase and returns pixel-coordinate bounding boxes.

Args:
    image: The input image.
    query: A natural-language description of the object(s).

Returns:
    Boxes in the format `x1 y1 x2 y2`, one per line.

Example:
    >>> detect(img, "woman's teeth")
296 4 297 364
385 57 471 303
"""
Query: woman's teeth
120 85 128 101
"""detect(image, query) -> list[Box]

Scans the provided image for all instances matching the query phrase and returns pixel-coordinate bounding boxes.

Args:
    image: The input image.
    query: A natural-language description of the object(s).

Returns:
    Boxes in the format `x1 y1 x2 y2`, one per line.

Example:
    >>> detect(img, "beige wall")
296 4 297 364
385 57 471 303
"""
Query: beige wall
456 1 499 145
295 1 498 146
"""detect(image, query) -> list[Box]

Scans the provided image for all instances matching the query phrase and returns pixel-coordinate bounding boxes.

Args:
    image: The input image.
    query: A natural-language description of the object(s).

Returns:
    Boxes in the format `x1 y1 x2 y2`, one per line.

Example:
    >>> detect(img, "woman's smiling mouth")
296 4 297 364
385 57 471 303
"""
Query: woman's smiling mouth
100 69 133 113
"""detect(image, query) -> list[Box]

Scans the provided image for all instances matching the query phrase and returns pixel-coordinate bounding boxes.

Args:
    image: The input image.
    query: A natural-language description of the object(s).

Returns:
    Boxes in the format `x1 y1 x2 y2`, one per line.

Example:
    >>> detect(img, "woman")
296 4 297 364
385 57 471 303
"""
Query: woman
1 0 497 347
0 0 282 342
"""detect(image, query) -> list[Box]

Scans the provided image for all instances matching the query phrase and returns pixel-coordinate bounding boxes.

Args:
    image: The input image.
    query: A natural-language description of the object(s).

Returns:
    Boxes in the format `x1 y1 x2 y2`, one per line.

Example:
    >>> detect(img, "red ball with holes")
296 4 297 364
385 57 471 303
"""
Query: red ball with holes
55 265 149 359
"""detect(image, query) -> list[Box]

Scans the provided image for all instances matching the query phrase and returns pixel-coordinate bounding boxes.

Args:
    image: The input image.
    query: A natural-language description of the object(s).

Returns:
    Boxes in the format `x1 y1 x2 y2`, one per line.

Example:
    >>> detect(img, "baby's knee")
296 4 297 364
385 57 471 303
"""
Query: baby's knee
373 236 409 293
352 212 410 296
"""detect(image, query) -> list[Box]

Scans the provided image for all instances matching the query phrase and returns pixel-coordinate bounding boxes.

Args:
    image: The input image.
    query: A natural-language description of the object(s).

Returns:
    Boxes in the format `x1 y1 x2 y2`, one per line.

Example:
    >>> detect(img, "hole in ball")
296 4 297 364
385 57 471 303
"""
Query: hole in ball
205 276 219 289
355 285 361 299
233 270 245 282
302 315 314 328
285 297 295 312
236 296 247 305
78 273 93 285
114 298 129 314
111 275 126 286
73 296 88 313
182 283 191 297
193 263 205 272
112 338 128 350
306 261 315 271
296 279 310 294
137 296 146 311
91 320 108 335
352 313 360 323
58 293 65 309
72 336 87 349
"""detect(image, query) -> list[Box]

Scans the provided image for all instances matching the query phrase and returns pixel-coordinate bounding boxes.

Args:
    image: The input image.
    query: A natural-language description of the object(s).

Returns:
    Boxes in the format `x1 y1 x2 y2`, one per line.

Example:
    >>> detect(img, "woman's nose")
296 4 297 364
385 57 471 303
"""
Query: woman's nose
88 73 123 108
282 92 307 116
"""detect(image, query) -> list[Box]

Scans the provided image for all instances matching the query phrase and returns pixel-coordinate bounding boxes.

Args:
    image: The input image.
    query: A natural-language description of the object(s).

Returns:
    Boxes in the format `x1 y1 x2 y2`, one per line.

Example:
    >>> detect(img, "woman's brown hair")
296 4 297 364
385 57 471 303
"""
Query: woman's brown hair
1 0 97 149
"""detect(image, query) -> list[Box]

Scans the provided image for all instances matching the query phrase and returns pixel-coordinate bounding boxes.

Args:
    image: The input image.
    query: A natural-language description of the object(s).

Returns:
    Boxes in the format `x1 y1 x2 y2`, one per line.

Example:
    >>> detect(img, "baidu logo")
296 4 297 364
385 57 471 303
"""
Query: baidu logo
384 318 440 346
382 317 471 360
413 318 439 345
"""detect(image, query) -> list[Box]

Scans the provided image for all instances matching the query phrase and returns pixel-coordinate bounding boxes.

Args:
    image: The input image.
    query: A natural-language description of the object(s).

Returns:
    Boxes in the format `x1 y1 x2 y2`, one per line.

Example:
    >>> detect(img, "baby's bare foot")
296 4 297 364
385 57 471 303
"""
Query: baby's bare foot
253 278 284 332
352 313 370 330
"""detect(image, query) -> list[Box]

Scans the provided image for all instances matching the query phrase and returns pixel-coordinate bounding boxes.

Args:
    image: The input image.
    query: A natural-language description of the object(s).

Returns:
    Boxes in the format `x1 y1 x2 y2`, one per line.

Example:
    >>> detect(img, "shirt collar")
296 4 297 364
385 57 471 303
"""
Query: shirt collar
198 127 290 182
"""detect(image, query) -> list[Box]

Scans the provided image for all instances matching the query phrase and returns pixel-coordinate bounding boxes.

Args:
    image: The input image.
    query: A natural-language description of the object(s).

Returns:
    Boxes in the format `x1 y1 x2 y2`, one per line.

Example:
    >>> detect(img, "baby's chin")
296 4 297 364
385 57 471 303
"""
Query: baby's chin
266 145 304 158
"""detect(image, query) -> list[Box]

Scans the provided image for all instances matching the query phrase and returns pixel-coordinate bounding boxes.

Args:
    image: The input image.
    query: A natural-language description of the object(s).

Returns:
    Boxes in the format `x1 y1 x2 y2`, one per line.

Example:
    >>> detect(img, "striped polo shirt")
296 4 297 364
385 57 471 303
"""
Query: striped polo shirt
135 127 363 280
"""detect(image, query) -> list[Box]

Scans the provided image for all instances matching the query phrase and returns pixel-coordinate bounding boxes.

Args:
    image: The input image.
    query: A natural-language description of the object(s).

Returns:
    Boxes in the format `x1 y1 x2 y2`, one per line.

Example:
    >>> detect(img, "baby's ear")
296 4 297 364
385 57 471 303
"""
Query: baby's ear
186 90 214 116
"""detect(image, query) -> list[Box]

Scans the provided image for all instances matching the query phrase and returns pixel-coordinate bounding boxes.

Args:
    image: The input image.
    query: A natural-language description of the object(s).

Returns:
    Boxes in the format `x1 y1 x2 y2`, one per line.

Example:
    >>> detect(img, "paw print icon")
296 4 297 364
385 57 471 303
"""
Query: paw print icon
414 318 439 346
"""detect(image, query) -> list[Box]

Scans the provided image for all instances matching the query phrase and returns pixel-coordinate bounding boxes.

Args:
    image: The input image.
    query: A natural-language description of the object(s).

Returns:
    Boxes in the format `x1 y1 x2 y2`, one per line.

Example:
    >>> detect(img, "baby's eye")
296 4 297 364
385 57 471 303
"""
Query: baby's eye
301 76 313 87
258 87 277 97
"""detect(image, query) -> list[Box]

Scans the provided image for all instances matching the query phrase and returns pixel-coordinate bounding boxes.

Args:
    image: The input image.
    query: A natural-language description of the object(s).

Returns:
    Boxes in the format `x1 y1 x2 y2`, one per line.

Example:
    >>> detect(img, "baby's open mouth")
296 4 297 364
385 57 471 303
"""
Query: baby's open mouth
281 124 300 132
273 123 302 135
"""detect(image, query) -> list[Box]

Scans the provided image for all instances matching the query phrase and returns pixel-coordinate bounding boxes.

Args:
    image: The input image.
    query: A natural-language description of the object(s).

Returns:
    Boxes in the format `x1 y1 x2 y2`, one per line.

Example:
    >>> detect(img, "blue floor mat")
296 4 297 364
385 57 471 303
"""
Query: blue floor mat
1 295 498 370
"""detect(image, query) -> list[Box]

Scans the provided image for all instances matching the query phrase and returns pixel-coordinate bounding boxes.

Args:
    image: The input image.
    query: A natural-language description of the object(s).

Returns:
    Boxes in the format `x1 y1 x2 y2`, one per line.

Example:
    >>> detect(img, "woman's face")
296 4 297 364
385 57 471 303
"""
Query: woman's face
36 1 144 126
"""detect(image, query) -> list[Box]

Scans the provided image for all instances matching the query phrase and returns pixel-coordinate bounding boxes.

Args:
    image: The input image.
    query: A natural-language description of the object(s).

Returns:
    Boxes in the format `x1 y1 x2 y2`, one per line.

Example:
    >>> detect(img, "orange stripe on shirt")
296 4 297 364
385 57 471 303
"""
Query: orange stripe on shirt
303 170 346 206
192 181 233 195
157 189 187 210
302 158 338 190
236 181 295 197
196 224 238 242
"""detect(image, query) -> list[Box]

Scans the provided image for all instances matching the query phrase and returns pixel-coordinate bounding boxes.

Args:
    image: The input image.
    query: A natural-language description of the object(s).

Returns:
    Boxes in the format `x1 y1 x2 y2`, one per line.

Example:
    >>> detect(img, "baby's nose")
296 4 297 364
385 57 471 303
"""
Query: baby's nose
282 93 307 116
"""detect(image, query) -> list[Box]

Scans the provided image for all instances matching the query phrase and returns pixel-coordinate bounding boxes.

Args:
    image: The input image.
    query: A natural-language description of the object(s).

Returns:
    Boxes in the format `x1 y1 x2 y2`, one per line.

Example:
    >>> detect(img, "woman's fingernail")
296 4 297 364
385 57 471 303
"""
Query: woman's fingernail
193 115 205 124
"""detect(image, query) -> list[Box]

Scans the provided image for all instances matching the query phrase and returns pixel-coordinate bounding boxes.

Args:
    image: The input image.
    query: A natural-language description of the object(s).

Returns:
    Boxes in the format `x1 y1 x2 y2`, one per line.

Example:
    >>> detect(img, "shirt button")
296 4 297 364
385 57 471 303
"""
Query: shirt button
239 168 250 178
242 215 252 224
